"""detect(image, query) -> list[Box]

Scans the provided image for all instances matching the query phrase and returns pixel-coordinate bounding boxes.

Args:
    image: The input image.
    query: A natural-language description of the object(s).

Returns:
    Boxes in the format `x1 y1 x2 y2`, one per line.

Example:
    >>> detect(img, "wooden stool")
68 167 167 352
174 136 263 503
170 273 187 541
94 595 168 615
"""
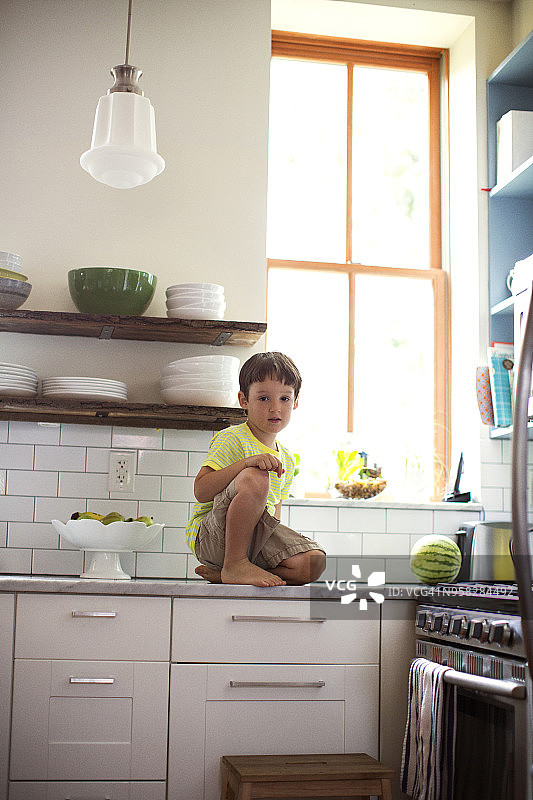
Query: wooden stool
220 753 394 800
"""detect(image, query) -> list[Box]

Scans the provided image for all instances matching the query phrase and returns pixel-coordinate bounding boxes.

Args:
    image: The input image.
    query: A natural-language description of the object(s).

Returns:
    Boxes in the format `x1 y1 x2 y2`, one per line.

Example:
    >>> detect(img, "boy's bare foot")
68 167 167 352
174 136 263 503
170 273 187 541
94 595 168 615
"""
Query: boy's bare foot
195 564 222 583
221 558 286 587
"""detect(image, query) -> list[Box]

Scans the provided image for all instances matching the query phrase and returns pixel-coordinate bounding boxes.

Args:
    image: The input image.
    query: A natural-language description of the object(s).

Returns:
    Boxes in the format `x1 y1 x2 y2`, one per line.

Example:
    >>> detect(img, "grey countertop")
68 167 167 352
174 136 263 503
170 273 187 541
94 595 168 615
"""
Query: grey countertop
0 575 425 600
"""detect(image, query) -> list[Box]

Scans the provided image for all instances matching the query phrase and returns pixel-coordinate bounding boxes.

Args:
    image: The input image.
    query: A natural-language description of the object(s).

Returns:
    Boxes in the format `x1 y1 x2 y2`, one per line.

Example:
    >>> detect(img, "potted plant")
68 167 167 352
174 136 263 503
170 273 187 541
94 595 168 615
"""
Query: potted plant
333 449 387 499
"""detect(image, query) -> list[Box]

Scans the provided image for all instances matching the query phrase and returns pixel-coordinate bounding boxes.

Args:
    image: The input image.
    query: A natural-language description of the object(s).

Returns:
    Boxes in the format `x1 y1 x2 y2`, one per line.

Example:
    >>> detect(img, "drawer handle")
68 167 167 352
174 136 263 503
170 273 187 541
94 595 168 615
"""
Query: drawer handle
71 610 117 618
231 615 326 623
229 680 326 688
69 677 115 684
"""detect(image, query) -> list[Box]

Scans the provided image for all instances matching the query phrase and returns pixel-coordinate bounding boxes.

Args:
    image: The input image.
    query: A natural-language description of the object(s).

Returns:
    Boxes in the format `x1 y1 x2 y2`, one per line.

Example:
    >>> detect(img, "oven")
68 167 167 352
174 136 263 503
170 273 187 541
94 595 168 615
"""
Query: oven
413 585 532 800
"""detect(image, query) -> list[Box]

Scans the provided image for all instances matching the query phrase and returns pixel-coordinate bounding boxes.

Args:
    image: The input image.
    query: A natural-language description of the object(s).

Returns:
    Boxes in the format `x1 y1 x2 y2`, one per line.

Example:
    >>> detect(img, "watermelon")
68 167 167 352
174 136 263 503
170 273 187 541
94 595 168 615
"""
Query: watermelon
410 534 462 584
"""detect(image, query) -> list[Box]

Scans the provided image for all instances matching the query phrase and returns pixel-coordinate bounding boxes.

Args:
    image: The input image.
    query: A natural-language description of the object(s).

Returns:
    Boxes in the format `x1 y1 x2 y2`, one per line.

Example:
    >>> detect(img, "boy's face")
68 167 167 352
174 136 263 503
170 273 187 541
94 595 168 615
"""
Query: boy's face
238 377 298 437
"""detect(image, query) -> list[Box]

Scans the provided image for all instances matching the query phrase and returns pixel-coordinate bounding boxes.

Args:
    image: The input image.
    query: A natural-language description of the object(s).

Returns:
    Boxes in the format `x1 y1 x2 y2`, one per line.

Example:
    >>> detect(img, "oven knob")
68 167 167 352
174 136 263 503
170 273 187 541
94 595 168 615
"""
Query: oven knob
488 621 512 646
416 611 427 629
431 613 445 632
470 618 488 642
450 615 468 637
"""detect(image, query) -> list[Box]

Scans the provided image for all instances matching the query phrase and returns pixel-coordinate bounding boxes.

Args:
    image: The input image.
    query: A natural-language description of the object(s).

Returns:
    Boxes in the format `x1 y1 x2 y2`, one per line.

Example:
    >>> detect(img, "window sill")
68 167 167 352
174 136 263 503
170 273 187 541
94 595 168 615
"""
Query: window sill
285 497 483 512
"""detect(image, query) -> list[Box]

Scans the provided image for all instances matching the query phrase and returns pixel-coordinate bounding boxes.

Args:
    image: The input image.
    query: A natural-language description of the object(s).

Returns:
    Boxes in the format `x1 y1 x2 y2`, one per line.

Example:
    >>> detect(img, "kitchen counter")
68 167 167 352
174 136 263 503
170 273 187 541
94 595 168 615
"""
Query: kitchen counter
0 574 425 600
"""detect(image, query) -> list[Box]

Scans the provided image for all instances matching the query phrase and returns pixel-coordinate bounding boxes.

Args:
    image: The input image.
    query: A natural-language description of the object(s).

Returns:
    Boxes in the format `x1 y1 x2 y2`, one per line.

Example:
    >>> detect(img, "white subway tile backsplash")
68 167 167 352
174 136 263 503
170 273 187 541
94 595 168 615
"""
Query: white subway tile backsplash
481 463 513 488
433 509 481 535
86 448 112 473
480 438 502 464
0 443 34 469
7 469 58 497
188 451 208 476
0 420 492 579
110 474 161 502
186 551 203 579
138 500 190 528
60 424 111 447
161 476 196 503
35 497 86 523
289 505 338 532
386 509 433 535
136 552 187 579
338 507 386 534
138 449 188 476
35 445 86 472
9 421 60 445
0 470 5 495
481 486 504 512
362 532 410 557
163 429 214 451
112 427 162 450
163 527 188 552
59 471 109 499
313 531 362 557
0 495 35 522
8 522 59 549
32 548 83 576
0 547 32 573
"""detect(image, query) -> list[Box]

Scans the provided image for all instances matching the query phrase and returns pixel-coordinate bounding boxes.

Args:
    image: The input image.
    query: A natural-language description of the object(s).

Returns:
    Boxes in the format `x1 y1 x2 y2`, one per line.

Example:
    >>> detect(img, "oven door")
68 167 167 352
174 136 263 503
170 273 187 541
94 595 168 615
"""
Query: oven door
443 669 530 800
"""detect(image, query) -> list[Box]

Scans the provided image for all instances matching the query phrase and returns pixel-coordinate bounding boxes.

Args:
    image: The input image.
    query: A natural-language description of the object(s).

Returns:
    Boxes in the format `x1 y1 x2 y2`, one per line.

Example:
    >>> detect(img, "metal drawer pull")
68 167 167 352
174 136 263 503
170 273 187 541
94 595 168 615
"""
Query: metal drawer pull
231 615 326 623
443 670 525 699
71 610 117 618
229 680 326 688
69 677 115 684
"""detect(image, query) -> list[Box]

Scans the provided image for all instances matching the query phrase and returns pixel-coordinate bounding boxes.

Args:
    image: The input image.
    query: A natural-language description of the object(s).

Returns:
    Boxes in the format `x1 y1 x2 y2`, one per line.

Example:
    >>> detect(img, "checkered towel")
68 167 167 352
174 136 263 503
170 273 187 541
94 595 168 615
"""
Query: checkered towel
400 658 457 800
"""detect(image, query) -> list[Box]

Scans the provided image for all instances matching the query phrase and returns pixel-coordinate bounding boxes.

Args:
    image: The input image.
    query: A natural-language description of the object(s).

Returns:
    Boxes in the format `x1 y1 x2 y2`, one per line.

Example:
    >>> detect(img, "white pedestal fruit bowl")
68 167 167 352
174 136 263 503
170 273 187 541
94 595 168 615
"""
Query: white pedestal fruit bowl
51 518 164 580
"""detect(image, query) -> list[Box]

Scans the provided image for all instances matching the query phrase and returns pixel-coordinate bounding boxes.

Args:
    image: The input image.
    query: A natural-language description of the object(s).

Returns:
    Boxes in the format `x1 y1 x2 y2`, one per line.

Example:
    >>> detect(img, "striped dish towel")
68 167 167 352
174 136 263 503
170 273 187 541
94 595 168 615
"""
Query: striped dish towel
401 658 457 800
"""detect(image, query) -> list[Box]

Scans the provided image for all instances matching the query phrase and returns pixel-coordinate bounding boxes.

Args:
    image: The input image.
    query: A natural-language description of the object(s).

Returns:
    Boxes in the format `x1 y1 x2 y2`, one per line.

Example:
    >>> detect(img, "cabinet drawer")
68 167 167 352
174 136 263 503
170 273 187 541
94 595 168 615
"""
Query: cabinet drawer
9 781 166 800
15 595 170 660
10 660 169 781
172 598 379 663
205 663 345 700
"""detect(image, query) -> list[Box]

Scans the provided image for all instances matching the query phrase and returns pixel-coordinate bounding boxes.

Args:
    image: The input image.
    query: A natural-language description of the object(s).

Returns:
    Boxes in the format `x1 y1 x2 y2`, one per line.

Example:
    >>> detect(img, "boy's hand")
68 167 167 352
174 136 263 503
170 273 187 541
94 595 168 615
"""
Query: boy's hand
245 454 284 477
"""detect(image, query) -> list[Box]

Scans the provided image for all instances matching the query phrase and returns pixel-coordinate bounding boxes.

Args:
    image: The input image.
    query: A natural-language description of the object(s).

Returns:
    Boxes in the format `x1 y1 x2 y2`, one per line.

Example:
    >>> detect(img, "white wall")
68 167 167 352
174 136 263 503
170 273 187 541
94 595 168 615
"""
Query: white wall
1 0 270 401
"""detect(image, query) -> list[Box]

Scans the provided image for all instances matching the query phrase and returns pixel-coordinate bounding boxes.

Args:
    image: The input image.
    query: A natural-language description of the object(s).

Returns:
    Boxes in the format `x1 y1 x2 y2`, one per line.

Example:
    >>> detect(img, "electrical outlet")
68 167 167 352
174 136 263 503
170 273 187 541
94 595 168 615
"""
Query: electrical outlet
109 451 136 492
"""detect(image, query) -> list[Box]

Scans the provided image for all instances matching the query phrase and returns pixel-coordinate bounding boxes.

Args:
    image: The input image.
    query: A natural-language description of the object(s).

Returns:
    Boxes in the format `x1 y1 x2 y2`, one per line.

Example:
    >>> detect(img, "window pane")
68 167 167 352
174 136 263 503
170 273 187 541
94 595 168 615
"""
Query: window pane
267 268 349 493
267 59 347 263
353 274 434 499
352 67 429 268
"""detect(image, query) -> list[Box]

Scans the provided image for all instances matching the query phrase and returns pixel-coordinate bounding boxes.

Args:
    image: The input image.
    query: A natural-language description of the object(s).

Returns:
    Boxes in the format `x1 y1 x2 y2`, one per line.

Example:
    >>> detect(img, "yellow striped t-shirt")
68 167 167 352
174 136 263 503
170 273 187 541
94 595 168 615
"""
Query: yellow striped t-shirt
185 422 295 553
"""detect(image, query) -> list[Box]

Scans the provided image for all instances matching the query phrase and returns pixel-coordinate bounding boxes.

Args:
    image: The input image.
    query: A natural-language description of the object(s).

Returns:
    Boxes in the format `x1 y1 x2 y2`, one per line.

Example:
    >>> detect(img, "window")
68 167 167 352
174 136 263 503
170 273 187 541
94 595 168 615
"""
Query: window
267 32 449 501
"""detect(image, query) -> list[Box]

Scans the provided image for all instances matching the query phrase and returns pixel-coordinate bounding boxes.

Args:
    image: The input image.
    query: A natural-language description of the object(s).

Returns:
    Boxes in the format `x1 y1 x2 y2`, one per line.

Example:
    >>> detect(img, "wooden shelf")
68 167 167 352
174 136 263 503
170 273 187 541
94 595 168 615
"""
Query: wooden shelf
490 155 533 200
0 309 267 347
0 396 247 431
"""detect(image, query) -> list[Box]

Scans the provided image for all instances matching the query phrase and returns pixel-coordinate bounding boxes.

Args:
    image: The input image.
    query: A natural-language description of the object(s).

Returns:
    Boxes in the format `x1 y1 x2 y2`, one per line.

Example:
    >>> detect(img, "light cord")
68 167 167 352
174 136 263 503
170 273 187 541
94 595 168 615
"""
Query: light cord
124 0 133 65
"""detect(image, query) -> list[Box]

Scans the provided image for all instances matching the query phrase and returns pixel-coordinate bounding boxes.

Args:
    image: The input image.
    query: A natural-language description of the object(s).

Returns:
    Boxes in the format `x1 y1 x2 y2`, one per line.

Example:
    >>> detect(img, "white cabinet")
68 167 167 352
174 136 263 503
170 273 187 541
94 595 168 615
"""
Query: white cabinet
9 594 171 799
0 595 14 800
168 598 380 800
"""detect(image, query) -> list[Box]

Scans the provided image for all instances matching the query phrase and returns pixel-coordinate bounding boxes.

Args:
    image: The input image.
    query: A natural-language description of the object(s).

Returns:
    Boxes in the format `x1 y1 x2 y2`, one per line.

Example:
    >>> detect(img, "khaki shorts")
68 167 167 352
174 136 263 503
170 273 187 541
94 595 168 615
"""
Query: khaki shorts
194 480 324 570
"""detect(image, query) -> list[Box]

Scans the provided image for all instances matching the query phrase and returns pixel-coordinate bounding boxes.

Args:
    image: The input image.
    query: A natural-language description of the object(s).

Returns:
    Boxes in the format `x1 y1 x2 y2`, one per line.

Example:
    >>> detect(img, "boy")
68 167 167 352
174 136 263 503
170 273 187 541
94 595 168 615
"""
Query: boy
186 352 326 587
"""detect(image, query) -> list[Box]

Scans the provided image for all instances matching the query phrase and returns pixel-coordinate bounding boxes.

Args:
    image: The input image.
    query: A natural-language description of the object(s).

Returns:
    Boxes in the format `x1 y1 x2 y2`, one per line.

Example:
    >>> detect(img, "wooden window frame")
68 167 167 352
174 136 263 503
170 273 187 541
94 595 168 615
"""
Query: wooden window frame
268 31 450 499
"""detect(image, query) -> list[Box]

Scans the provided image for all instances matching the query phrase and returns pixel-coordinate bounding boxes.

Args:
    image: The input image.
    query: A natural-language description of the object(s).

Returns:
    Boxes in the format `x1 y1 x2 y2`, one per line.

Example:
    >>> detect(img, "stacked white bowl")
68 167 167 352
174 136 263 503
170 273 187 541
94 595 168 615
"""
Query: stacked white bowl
160 355 239 406
0 252 32 310
165 282 225 319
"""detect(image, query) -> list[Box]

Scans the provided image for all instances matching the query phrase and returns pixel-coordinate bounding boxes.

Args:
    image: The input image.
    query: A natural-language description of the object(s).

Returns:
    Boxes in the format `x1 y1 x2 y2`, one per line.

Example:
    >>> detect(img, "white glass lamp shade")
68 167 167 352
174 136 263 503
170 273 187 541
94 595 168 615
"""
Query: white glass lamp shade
80 92 165 189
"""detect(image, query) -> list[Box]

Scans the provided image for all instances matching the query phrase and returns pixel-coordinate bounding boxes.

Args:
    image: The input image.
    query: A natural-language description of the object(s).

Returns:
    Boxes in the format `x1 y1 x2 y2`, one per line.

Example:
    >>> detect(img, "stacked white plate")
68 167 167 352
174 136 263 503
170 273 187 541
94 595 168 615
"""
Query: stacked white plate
160 354 239 406
41 376 128 403
0 362 38 397
165 282 226 320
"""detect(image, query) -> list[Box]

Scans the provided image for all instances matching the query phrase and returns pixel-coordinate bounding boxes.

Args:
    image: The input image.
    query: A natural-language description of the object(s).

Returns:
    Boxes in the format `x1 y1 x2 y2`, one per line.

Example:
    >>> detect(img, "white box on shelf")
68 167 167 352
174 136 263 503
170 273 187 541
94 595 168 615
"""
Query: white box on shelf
497 109 533 184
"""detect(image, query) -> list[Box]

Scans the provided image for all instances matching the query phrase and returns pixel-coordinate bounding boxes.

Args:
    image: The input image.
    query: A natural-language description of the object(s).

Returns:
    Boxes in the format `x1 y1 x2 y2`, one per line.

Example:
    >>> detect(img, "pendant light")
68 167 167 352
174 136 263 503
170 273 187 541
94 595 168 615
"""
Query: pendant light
80 0 165 189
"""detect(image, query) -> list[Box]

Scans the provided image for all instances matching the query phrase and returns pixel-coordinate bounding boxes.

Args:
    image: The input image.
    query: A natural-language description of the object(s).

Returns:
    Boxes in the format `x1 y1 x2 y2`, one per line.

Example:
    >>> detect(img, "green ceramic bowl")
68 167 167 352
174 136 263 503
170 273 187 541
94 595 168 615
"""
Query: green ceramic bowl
68 267 157 315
